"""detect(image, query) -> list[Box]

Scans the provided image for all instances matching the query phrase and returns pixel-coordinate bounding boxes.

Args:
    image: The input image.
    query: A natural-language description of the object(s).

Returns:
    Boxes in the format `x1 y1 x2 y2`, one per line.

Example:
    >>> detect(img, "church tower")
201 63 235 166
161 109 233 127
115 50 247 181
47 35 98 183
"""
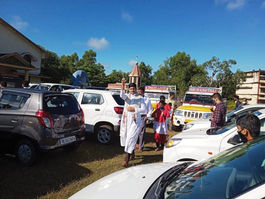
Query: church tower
129 62 141 88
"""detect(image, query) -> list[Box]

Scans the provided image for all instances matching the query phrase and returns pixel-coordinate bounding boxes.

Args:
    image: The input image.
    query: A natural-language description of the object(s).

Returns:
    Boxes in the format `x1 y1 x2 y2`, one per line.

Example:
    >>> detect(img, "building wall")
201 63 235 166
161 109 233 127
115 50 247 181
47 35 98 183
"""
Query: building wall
236 71 265 104
0 23 43 75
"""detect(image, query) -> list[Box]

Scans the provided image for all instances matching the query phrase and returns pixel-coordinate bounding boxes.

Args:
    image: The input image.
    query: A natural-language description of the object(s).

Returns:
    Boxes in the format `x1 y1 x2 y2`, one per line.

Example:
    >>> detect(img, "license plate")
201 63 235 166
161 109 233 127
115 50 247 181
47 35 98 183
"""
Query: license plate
58 136 76 145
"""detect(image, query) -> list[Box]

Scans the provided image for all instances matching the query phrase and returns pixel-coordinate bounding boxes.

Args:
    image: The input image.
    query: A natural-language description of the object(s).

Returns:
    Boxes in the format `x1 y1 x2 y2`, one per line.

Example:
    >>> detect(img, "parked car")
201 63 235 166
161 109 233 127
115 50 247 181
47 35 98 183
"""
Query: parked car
183 104 265 131
63 89 124 144
33 83 75 91
163 109 265 163
0 88 85 165
69 137 265 199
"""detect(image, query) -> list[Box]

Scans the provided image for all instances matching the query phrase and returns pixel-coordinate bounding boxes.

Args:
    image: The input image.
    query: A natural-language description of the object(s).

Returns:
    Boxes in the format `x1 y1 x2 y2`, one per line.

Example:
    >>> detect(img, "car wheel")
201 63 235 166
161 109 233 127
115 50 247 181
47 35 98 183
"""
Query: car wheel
96 125 113 144
172 125 183 132
16 139 38 166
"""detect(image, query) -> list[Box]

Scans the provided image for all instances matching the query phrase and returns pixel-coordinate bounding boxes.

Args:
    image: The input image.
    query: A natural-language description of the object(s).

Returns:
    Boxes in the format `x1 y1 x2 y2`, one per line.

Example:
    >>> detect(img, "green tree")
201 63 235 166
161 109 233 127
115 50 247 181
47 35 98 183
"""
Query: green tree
59 53 79 84
153 52 204 96
77 50 107 87
107 70 128 84
41 50 60 83
216 68 246 99
203 56 237 86
138 62 152 86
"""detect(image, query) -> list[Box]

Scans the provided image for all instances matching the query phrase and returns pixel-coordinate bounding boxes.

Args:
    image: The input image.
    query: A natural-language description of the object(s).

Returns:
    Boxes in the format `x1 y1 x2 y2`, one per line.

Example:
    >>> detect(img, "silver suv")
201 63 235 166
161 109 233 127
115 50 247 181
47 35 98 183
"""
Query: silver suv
64 89 124 144
0 88 85 165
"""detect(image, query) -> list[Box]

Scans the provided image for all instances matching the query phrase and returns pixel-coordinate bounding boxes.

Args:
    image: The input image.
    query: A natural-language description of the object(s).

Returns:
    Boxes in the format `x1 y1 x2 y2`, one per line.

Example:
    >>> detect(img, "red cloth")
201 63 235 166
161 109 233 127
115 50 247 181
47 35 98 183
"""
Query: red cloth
154 133 167 144
152 108 170 122
155 103 171 111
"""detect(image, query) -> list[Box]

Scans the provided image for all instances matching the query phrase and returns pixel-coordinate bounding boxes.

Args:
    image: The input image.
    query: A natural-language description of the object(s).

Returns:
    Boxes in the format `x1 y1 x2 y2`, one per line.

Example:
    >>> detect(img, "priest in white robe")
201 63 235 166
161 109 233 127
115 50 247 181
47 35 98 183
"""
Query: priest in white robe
120 78 146 167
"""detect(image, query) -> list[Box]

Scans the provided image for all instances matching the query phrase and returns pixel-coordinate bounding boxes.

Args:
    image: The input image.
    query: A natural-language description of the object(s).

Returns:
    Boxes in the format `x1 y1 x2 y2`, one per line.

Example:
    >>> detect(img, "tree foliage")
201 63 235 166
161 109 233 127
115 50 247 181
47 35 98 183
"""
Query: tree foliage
40 48 245 98
138 62 152 86
203 56 237 86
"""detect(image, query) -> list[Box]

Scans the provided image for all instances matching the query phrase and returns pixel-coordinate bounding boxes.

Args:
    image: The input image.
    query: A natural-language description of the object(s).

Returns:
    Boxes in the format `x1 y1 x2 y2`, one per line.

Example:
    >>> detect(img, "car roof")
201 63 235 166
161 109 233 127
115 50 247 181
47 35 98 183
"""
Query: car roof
63 88 119 94
38 83 74 87
236 104 265 111
0 88 71 95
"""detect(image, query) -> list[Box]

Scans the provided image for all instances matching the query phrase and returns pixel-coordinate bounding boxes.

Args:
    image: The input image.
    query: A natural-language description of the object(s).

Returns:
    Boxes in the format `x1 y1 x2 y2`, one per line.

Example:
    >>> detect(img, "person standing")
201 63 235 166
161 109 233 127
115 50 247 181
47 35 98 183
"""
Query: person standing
0 81 7 88
210 93 226 128
120 78 146 167
234 95 242 110
22 80 29 88
242 98 248 106
152 100 170 151
156 95 171 112
166 92 177 130
136 87 153 152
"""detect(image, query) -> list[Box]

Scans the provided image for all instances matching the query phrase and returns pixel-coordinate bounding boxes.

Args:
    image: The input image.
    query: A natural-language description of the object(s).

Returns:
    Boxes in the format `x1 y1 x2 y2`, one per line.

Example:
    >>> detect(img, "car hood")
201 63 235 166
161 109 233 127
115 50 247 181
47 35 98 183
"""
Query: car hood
69 162 177 199
172 128 212 139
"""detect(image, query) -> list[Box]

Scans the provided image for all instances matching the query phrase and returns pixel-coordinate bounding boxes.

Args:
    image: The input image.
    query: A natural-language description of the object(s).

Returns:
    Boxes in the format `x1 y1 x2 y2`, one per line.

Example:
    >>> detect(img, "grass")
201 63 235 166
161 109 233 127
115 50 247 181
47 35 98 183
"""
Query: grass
0 128 178 199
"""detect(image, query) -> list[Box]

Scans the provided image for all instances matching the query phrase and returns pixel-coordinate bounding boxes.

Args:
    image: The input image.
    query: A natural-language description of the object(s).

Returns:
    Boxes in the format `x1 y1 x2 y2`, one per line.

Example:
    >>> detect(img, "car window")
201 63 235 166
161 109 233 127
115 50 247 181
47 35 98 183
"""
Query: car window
112 94 124 105
68 92 80 100
162 138 265 199
260 118 265 135
43 94 80 114
62 86 72 90
81 93 103 105
0 92 30 110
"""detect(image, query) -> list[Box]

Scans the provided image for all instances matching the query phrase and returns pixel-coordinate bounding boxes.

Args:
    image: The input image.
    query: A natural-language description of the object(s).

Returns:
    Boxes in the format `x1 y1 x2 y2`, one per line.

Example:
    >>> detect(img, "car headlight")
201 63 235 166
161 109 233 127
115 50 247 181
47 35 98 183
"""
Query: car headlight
202 112 212 119
175 110 184 116
183 123 194 130
166 138 182 148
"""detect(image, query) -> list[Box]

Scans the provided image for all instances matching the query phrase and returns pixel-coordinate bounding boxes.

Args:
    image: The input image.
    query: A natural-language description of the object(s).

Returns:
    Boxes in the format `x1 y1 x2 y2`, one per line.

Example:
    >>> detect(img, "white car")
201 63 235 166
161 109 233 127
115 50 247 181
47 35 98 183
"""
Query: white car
63 89 124 144
34 83 75 91
163 109 265 163
69 137 265 199
183 104 265 131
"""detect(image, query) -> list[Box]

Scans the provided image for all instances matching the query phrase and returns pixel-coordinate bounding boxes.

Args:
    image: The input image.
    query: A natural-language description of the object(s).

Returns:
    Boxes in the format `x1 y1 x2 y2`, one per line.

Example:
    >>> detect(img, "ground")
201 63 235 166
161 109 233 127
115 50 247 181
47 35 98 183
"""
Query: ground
0 128 178 199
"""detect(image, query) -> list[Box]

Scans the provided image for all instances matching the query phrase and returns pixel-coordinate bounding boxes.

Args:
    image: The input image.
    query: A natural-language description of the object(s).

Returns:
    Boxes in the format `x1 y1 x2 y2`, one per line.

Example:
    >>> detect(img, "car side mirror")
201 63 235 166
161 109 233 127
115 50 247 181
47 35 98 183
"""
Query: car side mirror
228 135 241 145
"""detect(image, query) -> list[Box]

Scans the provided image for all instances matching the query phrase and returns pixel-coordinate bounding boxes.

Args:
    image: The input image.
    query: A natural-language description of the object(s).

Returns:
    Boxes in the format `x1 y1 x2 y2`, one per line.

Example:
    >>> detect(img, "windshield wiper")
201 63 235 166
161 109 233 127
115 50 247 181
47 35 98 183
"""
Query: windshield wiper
154 162 191 198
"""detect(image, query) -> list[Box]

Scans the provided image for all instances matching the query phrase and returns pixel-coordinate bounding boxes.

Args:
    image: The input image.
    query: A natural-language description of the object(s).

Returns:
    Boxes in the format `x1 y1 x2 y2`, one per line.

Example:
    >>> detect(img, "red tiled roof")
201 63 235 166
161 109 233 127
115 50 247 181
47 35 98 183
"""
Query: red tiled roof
129 63 141 76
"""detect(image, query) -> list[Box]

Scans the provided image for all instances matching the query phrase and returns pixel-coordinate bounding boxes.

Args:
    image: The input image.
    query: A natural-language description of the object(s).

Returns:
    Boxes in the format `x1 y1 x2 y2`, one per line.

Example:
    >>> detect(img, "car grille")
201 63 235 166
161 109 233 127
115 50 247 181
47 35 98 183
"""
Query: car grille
184 110 203 119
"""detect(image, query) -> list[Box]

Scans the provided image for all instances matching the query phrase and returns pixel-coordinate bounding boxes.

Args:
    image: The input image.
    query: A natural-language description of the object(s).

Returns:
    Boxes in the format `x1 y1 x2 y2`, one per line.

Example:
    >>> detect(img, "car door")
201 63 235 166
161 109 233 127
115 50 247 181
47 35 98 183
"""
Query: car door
219 117 265 152
79 92 105 132
0 91 30 149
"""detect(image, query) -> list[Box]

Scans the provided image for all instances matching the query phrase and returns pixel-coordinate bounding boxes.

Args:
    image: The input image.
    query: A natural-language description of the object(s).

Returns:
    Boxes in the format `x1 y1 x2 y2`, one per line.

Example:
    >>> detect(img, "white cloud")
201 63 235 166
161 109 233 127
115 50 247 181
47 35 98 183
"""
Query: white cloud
227 0 246 10
87 37 109 50
261 1 265 8
128 60 137 66
10 16 28 31
121 10 133 22
215 0 246 10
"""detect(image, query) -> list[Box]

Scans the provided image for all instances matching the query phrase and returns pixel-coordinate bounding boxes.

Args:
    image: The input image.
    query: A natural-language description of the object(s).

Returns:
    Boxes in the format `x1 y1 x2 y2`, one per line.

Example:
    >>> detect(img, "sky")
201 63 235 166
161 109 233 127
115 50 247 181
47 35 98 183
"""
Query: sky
1 0 265 74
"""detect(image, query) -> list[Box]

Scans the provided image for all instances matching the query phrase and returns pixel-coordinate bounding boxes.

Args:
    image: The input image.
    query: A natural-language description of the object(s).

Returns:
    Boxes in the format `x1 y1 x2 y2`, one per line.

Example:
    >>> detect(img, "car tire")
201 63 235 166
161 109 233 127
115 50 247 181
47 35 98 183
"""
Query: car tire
96 125 113 144
16 139 38 166
172 125 183 132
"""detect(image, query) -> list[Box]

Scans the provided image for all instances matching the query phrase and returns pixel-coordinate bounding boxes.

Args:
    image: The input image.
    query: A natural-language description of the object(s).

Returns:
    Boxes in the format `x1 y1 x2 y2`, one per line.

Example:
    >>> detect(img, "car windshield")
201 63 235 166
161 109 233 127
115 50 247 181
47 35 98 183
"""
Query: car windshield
145 92 169 100
43 94 80 114
147 137 265 199
206 122 236 135
184 94 214 105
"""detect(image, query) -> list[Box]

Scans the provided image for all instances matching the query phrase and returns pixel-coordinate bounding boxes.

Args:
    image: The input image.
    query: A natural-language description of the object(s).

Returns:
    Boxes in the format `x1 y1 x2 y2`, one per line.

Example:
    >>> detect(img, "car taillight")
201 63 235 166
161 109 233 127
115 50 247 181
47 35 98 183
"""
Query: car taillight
114 107 124 114
36 110 54 128
81 108 85 124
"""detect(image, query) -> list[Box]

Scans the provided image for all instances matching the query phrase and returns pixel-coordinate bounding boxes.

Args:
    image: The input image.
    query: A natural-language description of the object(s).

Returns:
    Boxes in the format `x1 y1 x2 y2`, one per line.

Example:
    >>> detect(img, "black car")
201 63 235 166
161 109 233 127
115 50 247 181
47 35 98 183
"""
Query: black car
0 88 85 165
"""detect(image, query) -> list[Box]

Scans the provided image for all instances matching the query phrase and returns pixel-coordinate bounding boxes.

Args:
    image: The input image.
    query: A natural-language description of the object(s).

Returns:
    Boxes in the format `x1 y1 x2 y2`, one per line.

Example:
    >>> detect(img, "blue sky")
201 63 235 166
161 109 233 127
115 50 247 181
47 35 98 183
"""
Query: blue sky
1 0 265 74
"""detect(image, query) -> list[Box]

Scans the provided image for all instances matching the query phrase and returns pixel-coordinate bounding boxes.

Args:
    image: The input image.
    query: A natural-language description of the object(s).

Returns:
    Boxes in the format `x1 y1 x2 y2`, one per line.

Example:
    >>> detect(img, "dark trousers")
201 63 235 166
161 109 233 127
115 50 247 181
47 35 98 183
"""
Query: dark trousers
137 116 147 150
